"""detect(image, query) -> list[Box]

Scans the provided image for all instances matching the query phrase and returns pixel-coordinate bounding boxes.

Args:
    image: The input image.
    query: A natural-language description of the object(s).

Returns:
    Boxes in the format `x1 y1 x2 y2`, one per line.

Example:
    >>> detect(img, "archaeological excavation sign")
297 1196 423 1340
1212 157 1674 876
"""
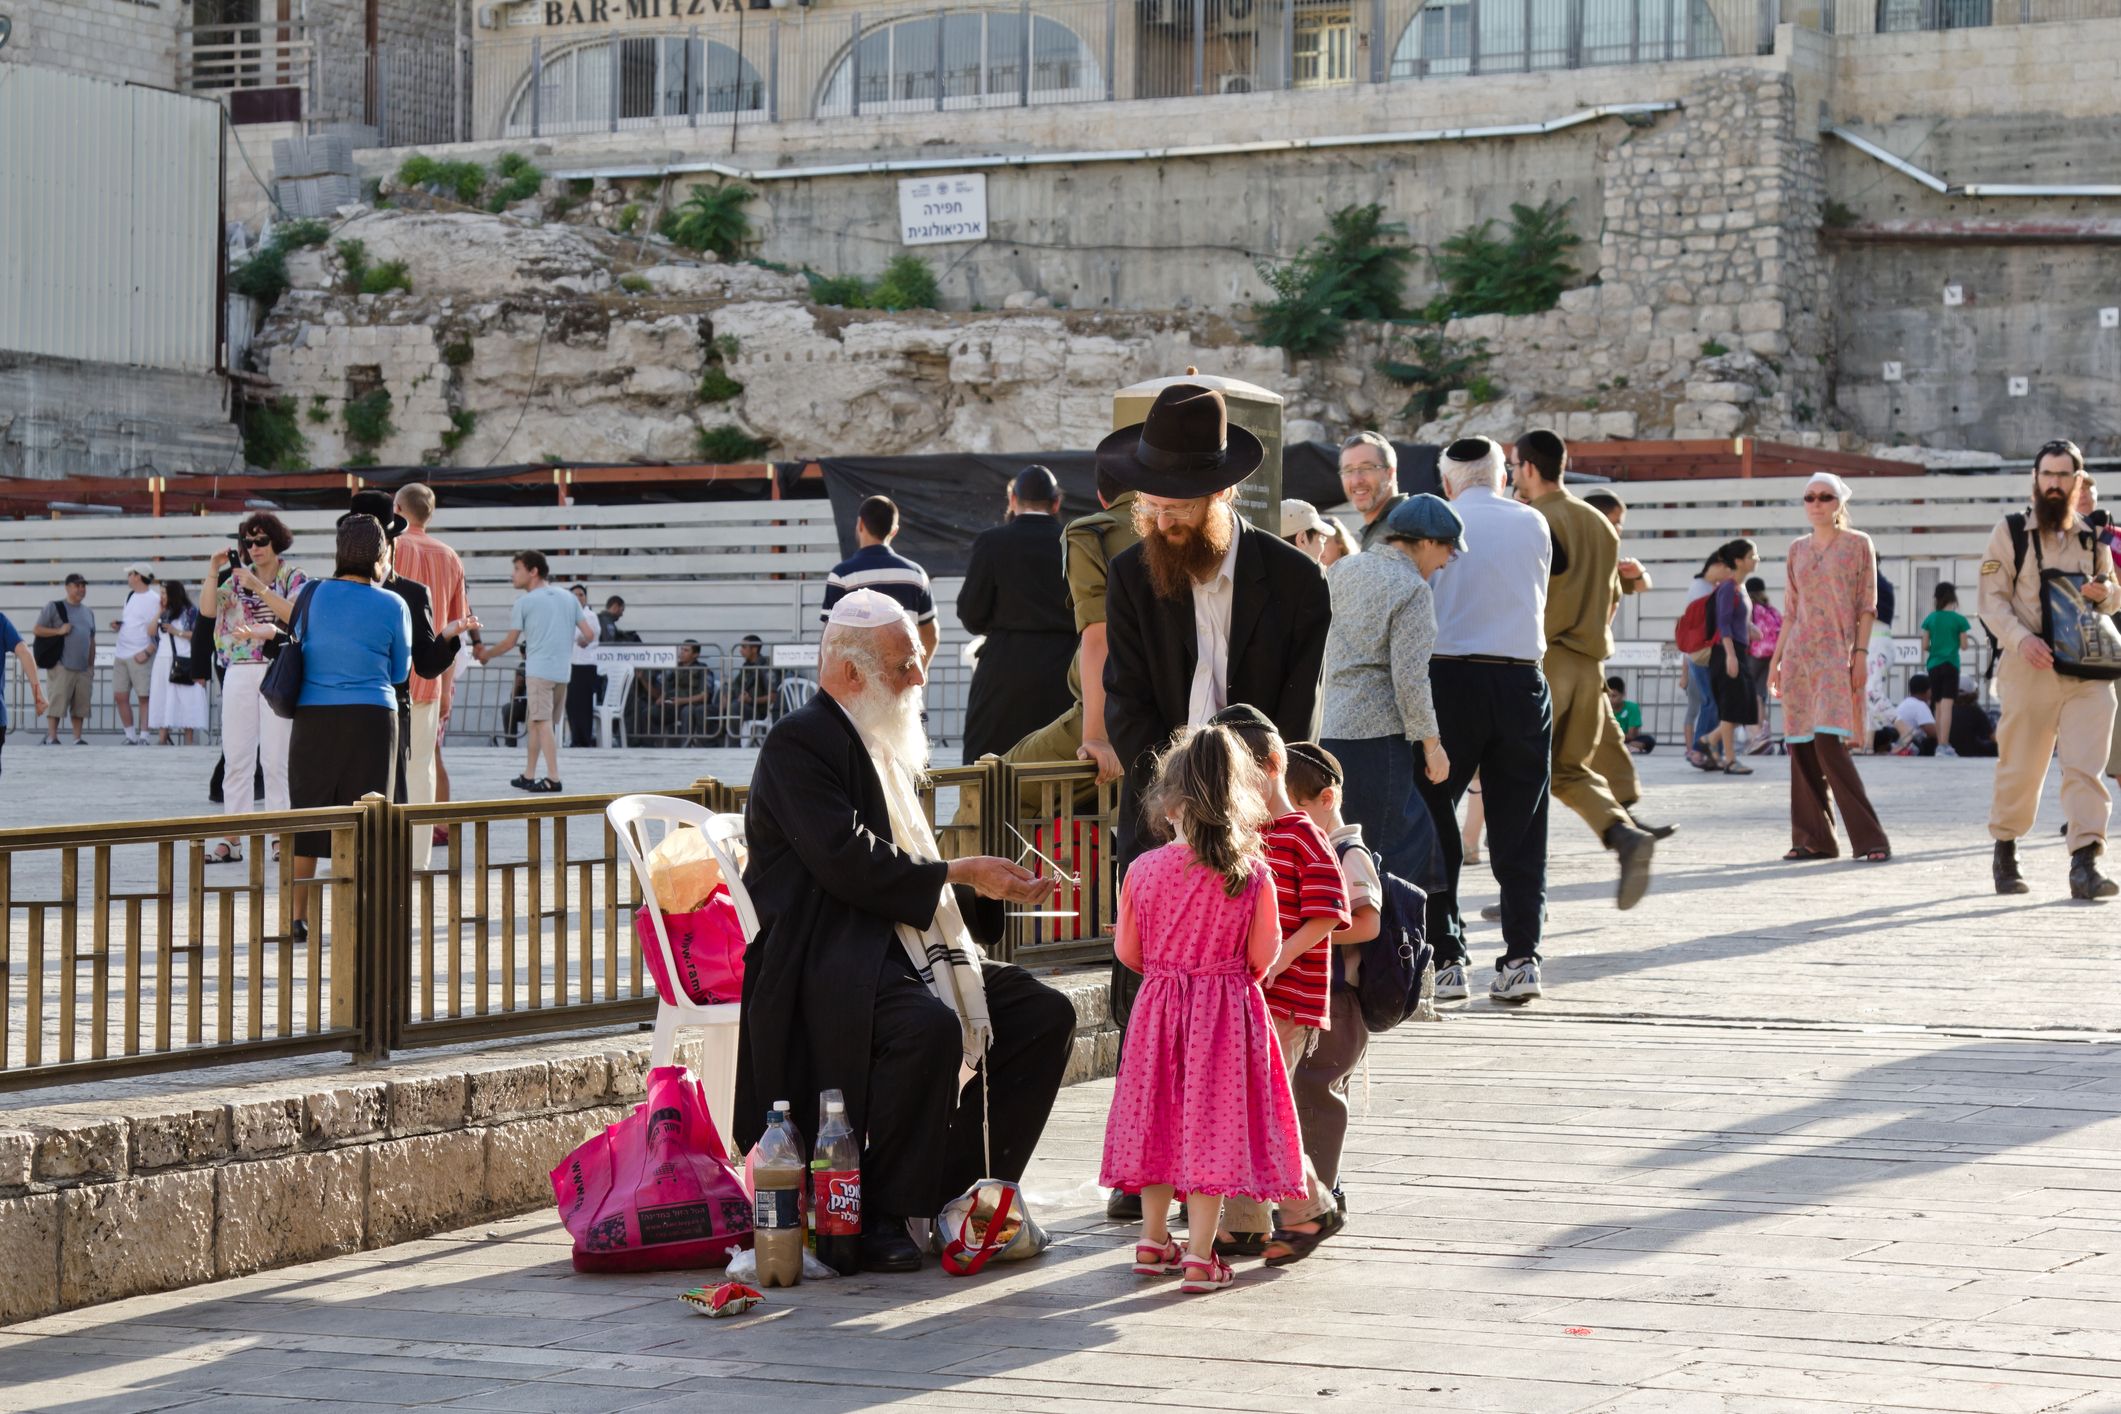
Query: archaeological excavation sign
898 175 987 247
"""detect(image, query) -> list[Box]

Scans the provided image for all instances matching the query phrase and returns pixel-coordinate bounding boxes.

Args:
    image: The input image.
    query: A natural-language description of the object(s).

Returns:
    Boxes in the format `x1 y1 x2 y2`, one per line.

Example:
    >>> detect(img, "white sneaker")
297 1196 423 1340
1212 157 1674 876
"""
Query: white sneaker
1490 958 1543 1005
1433 963 1470 1004
1937 744 1959 758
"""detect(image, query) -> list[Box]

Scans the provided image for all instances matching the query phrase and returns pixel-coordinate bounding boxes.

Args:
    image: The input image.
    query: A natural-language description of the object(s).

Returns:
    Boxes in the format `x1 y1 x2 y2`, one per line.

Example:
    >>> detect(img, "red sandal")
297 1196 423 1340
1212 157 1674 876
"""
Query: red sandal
1132 1239 1183 1276
1179 1253 1234 1294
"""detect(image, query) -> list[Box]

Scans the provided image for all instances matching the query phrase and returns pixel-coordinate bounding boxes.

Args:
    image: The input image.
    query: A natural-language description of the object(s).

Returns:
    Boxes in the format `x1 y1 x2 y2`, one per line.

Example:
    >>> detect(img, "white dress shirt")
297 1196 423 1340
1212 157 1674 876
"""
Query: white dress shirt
1428 485 1552 662
1187 530 1242 726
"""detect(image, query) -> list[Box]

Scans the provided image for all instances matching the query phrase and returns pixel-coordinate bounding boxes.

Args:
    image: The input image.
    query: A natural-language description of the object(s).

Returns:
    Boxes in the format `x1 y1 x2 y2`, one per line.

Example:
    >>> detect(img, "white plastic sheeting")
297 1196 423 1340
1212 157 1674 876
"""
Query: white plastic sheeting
0 67 222 373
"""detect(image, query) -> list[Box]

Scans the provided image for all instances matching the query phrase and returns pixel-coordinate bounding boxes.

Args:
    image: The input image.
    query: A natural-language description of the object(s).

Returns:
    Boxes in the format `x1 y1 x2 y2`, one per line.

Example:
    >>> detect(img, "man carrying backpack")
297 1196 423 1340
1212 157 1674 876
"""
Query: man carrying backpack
33 573 96 746
1982 439 2119 900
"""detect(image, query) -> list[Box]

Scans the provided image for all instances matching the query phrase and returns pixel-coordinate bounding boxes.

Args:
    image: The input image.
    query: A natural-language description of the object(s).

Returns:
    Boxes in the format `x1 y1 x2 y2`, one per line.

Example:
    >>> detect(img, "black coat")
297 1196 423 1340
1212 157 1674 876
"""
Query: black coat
735 694 1003 1154
384 574 459 802
957 513 1076 764
1103 520 1332 869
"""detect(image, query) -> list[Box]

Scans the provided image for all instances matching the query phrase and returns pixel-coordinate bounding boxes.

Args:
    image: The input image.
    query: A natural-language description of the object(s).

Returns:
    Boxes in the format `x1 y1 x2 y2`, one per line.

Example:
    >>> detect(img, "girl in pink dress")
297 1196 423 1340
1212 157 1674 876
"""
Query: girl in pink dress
1099 724 1305 1294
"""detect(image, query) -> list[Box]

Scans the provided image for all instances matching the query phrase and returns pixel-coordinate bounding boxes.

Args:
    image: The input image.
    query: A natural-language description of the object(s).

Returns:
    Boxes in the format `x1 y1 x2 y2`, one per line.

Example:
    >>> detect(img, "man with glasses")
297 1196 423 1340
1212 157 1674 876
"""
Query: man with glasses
1339 431 1409 552
1981 438 2119 900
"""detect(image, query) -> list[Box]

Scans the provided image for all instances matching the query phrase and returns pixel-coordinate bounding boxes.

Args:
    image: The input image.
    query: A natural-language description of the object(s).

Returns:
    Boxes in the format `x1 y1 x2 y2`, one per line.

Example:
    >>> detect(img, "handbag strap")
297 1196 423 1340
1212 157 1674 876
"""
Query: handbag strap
285 579 320 644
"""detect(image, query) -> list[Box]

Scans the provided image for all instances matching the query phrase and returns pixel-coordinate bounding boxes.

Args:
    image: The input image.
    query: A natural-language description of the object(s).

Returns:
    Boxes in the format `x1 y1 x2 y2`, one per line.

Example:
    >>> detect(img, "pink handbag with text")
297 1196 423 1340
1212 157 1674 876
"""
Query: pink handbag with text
635 886 746 1007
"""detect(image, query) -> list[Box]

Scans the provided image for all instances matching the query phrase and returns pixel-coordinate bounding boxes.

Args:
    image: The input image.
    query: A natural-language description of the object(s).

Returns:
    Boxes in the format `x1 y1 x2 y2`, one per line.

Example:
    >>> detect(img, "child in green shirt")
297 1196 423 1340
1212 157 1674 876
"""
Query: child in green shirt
1920 583 1972 759
1607 674 1652 754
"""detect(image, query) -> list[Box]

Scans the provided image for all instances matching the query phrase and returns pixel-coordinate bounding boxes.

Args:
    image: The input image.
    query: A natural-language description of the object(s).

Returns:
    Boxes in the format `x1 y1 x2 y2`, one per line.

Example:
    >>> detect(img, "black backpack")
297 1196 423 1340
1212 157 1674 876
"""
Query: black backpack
1336 841 1433 1034
31 601 64 670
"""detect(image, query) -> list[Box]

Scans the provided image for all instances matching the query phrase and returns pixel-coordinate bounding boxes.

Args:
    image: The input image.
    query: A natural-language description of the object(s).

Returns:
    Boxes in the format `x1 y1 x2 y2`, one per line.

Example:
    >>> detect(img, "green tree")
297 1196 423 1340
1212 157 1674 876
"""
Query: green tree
662 183 755 259
1429 199 1582 318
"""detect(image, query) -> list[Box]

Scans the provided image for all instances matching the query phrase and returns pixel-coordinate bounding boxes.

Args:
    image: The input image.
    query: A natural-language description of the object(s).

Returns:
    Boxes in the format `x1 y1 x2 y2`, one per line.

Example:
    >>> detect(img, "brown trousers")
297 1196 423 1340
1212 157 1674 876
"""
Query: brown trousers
1545 647 1630 840
1989 652 2116 853
1788 733 1890 858
1291 989 1367 1193
1221 1014 1335 1233
1590 688 1641 807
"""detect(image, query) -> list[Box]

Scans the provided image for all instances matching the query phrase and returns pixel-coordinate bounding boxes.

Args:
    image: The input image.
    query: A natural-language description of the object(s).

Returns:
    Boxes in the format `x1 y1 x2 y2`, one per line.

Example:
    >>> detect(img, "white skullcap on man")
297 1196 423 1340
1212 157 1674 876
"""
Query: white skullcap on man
1803 471 1853 503
825 587 909 629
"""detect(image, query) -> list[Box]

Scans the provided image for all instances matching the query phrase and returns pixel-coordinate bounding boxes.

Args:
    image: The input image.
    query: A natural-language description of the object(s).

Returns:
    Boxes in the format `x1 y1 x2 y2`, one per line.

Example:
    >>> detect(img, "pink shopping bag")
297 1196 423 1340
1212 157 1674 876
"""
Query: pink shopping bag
551 1064 753 1273
635 886 746 1007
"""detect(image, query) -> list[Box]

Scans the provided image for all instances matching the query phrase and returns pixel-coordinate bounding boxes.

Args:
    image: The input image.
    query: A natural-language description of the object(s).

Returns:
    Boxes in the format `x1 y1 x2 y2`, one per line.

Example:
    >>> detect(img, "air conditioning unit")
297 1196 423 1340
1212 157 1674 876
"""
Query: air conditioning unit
1211 0 1261 36
1218 72 1255 94
476 5 499 29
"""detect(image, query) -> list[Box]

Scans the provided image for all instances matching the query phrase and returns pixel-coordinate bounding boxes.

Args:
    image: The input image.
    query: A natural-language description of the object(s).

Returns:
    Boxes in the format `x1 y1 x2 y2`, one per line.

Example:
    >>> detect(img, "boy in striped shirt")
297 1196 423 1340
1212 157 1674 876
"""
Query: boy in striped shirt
1209 704 1350 1265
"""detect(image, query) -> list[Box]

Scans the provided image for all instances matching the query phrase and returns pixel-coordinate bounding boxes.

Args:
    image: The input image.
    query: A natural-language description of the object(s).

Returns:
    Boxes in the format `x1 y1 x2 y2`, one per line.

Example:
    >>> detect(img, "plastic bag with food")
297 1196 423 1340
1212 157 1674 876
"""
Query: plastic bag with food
646 826 726 915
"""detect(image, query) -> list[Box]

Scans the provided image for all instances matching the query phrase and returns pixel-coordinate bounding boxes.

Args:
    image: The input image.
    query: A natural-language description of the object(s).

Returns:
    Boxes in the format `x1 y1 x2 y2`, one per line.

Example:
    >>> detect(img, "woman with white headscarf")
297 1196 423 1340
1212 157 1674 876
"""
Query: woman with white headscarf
1767 472 1892 862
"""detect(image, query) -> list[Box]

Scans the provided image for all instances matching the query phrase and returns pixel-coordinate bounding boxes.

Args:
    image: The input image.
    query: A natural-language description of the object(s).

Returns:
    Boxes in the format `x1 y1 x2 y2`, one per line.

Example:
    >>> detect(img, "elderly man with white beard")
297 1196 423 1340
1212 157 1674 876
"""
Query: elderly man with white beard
735 589 1079 1274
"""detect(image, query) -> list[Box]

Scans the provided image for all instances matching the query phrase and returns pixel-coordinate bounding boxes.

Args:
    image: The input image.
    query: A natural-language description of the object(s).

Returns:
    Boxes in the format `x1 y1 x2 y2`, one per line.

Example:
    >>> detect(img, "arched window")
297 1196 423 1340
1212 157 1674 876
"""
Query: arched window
815 11 1100 117
505 36 763 136
1393 0 1724 77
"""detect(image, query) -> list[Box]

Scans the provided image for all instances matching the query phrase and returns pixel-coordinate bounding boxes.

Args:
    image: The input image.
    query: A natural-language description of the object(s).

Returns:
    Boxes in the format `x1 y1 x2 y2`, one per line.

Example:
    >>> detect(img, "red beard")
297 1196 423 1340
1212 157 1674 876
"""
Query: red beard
1135 503 1235 601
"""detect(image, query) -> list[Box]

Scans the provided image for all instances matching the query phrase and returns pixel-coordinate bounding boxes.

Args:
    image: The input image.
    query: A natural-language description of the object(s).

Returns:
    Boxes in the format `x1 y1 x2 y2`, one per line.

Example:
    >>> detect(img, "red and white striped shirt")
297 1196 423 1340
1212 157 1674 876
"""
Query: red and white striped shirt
1260 813 1350 1028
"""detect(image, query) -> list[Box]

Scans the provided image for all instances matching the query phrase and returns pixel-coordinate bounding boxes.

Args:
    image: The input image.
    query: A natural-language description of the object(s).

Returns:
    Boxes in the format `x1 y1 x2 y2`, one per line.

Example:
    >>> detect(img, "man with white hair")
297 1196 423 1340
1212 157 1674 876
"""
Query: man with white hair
1415 436 1557 1005
736 589 1079 1273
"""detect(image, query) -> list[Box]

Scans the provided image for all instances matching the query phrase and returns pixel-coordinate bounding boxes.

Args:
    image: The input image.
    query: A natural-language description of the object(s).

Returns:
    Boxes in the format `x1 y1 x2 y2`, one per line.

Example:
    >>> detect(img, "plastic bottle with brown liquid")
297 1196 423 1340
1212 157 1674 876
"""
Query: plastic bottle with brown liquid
752 1102 806 1288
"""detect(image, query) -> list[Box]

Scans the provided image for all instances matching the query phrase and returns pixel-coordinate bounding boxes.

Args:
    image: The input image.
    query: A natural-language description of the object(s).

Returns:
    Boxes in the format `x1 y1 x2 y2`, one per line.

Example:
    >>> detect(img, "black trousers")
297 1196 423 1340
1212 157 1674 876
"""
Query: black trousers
862 947 1077 1221
1413 658 1553 968
566 664 601 748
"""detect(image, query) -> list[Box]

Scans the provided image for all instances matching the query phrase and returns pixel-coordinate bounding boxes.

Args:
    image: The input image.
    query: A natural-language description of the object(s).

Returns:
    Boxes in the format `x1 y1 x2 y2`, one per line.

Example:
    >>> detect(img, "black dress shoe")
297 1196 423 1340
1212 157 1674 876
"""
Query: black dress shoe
1603 821 1656 911
1105 1189 1142 1222
1629 815 1679 841
860 1218 923 1273
1995 839 2030 896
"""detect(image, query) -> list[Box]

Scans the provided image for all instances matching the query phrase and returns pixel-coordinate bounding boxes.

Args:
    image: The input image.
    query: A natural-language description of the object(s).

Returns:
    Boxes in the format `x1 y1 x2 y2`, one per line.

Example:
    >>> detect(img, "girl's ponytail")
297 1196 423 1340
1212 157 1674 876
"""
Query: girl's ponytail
1145 724 1269 896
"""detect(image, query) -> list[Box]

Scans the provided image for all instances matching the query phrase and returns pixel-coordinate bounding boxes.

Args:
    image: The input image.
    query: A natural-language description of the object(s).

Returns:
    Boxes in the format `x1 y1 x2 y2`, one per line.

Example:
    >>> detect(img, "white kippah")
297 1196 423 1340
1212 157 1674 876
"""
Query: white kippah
826 588 907 629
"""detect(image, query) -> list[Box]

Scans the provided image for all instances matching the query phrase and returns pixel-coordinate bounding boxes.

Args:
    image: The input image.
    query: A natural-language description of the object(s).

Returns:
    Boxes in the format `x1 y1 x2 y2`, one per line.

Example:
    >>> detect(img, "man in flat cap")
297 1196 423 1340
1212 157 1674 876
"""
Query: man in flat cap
736 588 1078 1273
958 465 1078 763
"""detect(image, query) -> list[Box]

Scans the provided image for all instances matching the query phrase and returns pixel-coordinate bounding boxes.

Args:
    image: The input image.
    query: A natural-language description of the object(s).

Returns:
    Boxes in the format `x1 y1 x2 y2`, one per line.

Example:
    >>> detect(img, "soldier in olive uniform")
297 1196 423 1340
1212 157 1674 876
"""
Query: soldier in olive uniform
999 467 1140 795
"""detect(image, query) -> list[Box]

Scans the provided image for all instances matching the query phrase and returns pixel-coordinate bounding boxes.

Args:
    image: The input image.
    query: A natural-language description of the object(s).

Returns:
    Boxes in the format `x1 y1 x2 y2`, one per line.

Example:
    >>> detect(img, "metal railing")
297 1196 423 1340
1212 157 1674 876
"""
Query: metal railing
1821 0 2121 32
179 21 316 97
0 760 1115 1089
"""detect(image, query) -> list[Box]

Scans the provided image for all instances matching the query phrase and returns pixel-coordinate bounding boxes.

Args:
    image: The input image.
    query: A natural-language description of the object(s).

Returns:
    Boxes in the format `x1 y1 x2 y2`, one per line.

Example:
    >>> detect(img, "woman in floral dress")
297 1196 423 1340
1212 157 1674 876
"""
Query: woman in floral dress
1767 472 1892 862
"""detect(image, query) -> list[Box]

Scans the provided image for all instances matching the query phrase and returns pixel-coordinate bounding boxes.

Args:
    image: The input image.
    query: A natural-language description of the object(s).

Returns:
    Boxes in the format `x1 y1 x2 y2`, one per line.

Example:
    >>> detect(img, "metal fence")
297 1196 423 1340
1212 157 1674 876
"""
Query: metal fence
1821 0 2121 32
0 761 1113 1089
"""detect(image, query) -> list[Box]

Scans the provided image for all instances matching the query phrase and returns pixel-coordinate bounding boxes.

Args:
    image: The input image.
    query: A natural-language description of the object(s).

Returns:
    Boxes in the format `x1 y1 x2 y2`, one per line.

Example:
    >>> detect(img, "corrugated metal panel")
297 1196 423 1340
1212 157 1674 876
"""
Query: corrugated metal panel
0 68 222 374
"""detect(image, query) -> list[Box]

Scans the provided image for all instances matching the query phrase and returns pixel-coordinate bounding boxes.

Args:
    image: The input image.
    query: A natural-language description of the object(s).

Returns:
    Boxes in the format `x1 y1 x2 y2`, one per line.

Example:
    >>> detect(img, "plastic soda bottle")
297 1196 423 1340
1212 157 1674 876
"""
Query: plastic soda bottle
752 1102 806 1288
811 1096 862 1276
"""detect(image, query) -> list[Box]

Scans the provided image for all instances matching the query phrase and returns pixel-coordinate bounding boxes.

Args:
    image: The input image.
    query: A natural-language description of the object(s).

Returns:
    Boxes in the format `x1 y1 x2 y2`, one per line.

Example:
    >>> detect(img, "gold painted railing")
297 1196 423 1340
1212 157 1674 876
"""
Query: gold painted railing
0 761 1115 1089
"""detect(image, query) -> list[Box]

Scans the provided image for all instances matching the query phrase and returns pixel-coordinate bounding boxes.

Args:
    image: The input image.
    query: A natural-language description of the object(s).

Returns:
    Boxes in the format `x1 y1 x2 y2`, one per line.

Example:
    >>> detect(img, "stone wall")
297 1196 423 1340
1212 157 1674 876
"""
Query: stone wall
0 969 1117 1324
0 354 242 480
1 0 181 89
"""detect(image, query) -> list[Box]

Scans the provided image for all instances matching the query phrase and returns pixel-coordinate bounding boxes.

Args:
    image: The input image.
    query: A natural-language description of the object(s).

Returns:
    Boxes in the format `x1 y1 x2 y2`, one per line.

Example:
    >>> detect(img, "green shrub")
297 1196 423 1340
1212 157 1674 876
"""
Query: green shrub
697 367 745 404
437 408 477 458
663 183 754 258
1429 199 1583 319
1701 339 1731 358
1822 199 1858 230
1377 324 1493 423
618 273 653 294
1468 374 1501 404
228 244 290 305
342 388 395 464
869 254 940 311
1251 258 1350 358
713 333 741 361
695 424 769 462
359 259 412 296
803 270 870 308
1250 203 1418 356
306 394 330 425
440 338 473 368
334 238 368 293
276 219 330 251
568 177 594 197
397 155 486 205
489 152 544 210
616 202 642 235
241 397 309 471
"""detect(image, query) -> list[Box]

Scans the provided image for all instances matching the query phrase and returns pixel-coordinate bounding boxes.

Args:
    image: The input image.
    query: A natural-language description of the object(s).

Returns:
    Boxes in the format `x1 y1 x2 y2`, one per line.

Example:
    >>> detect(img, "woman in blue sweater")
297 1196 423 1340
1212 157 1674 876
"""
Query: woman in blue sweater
238 515 411 940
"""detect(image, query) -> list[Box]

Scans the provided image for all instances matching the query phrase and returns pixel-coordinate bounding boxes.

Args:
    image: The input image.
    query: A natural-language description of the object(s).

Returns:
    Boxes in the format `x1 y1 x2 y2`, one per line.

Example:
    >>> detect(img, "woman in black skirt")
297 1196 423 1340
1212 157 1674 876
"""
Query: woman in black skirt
236 516 411 942
1705 538 1761 775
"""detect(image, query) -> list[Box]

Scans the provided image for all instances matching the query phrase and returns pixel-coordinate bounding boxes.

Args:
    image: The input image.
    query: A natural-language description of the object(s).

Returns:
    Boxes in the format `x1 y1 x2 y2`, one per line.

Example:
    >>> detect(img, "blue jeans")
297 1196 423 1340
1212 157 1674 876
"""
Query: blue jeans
1687 662 1717 751
1322 736 1441 893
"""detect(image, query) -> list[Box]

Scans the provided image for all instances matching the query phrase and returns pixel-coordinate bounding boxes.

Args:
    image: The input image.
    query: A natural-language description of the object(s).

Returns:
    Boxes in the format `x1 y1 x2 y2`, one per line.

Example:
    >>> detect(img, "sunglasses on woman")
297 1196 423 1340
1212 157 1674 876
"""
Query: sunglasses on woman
1801 493 1839 504
243 535 273 547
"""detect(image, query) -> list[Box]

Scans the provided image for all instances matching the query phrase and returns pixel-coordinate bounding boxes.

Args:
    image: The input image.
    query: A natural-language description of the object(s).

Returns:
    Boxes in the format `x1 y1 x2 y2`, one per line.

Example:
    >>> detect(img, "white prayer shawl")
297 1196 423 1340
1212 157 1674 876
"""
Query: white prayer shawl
872 753 994 1068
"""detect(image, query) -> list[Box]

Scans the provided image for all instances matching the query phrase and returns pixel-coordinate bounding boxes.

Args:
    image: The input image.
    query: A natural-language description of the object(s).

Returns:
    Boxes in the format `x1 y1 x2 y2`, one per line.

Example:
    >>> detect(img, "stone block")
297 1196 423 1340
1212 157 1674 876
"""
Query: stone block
466 1061 552 1121
59 1170 215 1308
216 1148 367 1278
486 1107 627 1213
1688 401 1749 437
1556 285 1601 315
132 1107 231 1172
367 1130 488 1247
1744 331 1791 358
34 1118 128 1183
606 1047 649 1100
0 1130 34 1191
548 1053 610 1110
1596 411 1640 439
389 1073 469 1137
1695 307 1737 337
305 1083 388 1146
0 1193 60 1323
1739 300 1786 333
1687 380 1756 404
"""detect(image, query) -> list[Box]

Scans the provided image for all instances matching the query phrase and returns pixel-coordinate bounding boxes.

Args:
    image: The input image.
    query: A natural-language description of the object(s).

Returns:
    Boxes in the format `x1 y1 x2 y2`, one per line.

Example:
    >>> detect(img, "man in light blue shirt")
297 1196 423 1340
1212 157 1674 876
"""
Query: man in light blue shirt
476 550 594 792
1414 437 1555 1009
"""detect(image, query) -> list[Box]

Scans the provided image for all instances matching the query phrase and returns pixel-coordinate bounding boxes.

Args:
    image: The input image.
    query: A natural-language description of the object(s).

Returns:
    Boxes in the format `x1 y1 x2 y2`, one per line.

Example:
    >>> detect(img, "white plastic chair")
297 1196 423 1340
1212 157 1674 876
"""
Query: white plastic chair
595 667 634 749
775 675 818 717
607 794 753 1149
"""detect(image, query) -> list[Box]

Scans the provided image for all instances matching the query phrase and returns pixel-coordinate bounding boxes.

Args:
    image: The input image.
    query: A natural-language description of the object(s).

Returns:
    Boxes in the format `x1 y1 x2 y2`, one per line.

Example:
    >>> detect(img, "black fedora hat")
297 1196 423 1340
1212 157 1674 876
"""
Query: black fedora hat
339 488 408 540
1095 382 1264 499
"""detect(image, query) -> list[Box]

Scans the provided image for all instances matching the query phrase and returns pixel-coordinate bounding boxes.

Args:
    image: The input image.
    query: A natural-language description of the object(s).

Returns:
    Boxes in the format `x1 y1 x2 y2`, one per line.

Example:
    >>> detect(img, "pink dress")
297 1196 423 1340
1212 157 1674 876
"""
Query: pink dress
1099 843 1306 1203
1781 530 1878 740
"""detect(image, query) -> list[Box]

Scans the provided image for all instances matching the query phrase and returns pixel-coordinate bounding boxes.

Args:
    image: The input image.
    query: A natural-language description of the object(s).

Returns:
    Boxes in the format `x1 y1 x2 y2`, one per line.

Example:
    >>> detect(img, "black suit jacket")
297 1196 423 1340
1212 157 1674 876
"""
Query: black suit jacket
736 694 1003 1153
957 513 1073 638
1102 520 1332 868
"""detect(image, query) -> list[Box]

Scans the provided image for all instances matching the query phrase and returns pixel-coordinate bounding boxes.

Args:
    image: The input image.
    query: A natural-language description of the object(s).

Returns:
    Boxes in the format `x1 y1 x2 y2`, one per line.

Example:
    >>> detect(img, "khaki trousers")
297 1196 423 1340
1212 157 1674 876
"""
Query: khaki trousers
1221 1014 1335 1233
408 699 442 871
1545 646 1630 840
1589 687 1641 807
1989 652 2117 853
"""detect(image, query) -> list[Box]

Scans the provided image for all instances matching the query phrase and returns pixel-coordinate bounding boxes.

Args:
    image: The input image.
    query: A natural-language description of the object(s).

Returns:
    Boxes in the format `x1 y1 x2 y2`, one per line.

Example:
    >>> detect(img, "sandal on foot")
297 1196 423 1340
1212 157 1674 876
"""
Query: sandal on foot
1132 1239 1184 1276
1263 1208 1346 1267
1721 761 1754 775
1782 847 1833 861
1178 1254 1234 1293
205 842 243 865
1858 849 1892 863
1216 1230 1268 1258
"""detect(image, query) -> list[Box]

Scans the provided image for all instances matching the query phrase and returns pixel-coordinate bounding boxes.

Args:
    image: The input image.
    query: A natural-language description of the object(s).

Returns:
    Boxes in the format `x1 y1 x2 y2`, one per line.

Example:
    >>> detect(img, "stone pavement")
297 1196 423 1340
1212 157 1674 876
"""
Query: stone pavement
6 749 2121 1412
